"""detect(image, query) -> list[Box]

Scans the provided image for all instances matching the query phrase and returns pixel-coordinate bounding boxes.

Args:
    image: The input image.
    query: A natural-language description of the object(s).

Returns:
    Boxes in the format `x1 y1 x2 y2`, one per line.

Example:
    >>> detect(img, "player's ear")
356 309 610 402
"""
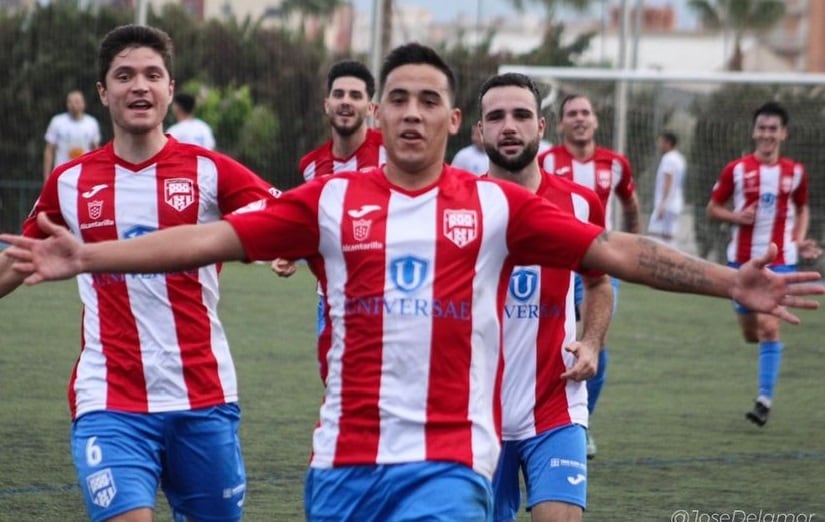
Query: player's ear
96 82 108 107
448 108 461 136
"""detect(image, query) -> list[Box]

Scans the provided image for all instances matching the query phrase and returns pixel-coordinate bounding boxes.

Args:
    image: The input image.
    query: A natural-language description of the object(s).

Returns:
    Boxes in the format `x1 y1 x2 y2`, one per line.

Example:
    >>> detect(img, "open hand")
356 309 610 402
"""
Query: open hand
732 243 824 324
0 212 83 284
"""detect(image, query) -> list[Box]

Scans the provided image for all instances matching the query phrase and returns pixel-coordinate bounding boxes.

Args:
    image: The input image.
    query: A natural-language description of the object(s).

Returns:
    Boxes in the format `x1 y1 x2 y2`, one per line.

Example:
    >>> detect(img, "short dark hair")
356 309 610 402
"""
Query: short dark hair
660 131 678 147
753 101 788 126
98 24 174 85
379 42 456 103
558 94 591 116
327 60 375 99
174 92 196 114
478 72 542 115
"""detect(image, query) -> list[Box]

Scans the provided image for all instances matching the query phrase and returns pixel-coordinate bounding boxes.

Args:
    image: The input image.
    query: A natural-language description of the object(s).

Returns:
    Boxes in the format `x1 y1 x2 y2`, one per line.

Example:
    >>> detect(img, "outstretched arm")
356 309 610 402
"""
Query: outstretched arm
0 212 246 284
0 251 27 298
581 231 823 325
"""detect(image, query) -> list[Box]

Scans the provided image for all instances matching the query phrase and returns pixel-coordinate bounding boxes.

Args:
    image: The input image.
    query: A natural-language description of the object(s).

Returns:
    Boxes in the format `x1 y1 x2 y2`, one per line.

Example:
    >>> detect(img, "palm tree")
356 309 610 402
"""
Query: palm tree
687 0 785 71
279 0 343 38
506 0 594 22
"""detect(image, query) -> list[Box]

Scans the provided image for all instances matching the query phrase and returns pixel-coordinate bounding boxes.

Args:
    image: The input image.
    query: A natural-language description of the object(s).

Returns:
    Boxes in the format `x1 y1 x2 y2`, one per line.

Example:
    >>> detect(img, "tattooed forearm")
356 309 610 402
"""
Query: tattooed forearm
623 209 640 234
634 236 712 291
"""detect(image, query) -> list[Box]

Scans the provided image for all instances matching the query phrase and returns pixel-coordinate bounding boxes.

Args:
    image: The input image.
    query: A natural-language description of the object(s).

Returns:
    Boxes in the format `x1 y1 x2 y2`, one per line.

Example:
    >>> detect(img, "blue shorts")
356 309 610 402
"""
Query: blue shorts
492 424 588 522
574 274 620 318
728 262 796 314
305 462 493 522
72 404 246 522
316 295 326 335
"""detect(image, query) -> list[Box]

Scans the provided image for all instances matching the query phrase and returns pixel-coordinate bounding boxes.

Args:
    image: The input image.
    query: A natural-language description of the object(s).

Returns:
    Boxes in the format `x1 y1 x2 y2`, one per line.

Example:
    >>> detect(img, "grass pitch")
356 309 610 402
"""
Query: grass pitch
1 263 823 521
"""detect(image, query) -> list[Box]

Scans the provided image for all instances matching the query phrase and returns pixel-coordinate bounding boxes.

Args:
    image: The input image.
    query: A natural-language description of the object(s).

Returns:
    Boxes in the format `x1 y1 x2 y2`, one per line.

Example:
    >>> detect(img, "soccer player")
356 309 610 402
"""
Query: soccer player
298 59 385 182
271 59 385 337
43 89 102 182
3 43 822 522
166 92 216 149
706 101 822 427
647 130 687 248
478 72 613 522
539 94 641 458
0 24 279 522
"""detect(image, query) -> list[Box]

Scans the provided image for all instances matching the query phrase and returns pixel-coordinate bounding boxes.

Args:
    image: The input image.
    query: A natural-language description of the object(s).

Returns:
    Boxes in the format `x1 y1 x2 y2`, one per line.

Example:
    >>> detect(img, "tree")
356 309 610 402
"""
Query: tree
279 0 342 39
687 0 785 71
506 0 593 23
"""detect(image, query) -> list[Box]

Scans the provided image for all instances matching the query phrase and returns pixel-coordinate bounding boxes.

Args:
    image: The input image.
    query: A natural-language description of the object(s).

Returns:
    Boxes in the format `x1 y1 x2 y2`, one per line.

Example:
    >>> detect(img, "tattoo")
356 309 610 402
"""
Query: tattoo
623 209 640 234
634 236 712 291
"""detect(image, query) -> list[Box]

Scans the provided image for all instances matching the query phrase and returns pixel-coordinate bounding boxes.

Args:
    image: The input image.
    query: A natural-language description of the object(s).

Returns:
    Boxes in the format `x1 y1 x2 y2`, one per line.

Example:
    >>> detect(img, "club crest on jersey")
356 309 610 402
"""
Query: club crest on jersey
353 218 371 241
164 178 195 211
443 209 478 248
87 200 104 220
597 169 612 189
780 176 793 194
509 269 539 302
744 171 759 191
86 468 117 508
389 255 429 293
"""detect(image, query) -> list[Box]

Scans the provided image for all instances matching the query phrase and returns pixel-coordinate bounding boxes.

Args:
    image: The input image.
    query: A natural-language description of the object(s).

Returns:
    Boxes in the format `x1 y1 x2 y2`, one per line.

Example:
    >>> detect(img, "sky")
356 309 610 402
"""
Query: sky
351 0 698 30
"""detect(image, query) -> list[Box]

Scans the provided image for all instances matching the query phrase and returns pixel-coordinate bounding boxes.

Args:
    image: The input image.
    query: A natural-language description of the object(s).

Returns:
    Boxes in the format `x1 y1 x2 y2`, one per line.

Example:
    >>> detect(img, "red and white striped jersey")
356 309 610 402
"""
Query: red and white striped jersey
710 154 808 265
300 128 385 182
539 145 635 230
225 166 603 480
23 137 278 420
500 171 605 441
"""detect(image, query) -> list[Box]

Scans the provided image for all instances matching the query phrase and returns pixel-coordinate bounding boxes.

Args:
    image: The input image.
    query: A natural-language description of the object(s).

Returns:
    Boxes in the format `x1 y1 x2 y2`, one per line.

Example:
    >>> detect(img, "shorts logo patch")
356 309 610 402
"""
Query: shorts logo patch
87 468 117 508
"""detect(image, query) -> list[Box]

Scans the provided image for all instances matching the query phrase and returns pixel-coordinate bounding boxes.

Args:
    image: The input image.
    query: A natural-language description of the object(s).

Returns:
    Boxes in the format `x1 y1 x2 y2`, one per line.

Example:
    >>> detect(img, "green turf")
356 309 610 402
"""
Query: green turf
1 264 823 521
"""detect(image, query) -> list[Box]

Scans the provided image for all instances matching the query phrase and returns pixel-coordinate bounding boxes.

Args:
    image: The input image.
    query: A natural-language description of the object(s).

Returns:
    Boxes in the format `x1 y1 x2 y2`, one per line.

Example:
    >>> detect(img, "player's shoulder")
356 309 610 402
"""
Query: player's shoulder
164 137 238 166
543 170 597 197
49 112 71 126
319 165 384 183
538 144 567 159
594 146 629 163
777 156 804 170
51 142 111 178
365 128 383 146
469 169 533 201
82 114 100 126
299 140 333 169
723 154 754 172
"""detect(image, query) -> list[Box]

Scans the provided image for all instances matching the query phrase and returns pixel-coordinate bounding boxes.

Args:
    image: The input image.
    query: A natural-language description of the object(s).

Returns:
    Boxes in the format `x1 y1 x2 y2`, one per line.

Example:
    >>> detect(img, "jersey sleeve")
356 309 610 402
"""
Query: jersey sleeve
710 161 736 204
224 182 322 262
44 116 59 144
503 184 603 272
660 153 680 175
203 123 216 151
614 154 636 201
214 154 281 214
21 172 68 238
299 148 319 182
793 162 808 207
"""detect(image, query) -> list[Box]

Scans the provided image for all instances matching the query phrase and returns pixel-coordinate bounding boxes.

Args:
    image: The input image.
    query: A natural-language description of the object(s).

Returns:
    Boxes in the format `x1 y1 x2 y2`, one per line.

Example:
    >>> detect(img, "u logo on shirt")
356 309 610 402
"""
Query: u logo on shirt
389 256 429 294
509 269 539 302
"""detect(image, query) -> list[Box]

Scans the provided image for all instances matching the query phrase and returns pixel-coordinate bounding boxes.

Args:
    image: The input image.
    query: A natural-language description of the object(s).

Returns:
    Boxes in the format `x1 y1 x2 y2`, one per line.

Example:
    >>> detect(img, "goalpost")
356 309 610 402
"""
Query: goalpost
498 65 825 261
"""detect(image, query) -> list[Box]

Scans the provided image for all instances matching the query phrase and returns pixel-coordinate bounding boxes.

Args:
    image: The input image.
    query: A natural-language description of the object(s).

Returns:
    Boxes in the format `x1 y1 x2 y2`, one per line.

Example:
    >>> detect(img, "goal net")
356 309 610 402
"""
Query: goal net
498 65 825 264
